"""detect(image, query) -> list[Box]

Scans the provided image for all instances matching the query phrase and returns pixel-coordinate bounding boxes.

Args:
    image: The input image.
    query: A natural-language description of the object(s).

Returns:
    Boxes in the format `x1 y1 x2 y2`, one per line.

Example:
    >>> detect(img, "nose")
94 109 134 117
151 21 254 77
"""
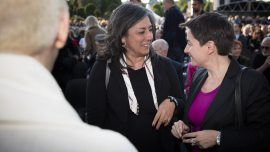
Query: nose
184 45 189 54
146 30 153 41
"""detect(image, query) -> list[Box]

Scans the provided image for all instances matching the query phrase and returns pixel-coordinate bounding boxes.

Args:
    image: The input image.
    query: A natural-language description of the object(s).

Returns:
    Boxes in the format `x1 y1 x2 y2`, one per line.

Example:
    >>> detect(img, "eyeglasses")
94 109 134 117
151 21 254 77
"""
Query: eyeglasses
261 46 270 50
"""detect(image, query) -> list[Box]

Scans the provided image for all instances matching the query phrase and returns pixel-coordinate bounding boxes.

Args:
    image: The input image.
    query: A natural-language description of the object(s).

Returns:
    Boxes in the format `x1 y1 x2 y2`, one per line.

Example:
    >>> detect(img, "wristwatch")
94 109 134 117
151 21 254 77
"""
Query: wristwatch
215 131 221 146
167 96 178 109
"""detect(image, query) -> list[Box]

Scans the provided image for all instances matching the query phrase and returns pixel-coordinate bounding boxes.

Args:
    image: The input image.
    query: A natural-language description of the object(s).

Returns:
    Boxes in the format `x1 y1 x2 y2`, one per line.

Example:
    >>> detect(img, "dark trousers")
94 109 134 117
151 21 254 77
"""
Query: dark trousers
167 47 185 64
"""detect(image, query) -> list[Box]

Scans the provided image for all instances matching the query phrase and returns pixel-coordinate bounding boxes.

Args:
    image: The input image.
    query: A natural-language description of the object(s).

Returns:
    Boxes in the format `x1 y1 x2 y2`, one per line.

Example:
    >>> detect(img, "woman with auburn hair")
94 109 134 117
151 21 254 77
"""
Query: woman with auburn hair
249 29 264 54
84 15 106 60
230 40 249 67
86 3 184 152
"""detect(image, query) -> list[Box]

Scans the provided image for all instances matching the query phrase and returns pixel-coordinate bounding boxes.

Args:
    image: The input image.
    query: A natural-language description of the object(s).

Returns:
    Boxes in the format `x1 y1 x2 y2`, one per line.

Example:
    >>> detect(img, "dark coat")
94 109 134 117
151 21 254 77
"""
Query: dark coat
162 6 186 48
86 56 185 152
182 56 270 152
171 60 185 98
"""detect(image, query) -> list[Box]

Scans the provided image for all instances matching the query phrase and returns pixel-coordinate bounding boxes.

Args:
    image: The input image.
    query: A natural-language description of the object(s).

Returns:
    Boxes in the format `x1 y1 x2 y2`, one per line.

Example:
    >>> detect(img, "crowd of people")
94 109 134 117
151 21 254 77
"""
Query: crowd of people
1 0 270 152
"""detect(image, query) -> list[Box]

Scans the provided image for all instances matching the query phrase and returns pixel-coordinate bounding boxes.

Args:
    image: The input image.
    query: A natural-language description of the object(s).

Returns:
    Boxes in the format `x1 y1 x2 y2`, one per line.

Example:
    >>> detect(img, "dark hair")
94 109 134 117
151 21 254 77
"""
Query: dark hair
100 3 157 69
252 29 264 41
194 0 203 5
180 12 235 56
165 0 175 5
235 22 242 29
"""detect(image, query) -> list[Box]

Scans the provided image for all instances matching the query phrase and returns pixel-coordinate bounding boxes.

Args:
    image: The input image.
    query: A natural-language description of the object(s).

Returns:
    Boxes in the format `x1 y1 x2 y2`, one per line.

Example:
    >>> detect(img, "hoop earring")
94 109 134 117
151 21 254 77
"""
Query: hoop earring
122 41 126 47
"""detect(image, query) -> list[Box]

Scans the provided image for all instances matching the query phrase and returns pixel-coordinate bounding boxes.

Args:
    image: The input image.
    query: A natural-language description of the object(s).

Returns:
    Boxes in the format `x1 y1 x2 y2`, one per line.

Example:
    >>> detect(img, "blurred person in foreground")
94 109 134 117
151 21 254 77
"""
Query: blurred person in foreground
230 40 250 67
162 0 187 63
253 37 270 85
84 16 106 61
86 3 185 152
0 0 137 152
171 12 270 152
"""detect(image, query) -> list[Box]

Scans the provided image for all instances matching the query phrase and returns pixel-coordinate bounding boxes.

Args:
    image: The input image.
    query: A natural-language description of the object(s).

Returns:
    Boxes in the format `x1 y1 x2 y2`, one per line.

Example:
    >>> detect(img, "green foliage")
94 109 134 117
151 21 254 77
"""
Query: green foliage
67 0 79 16
203 1 212 12
151 3 164 17
108 3 118 12
177 0 189 8
100 0 109 14
77 7 86 18
84 3 96 16
180 3 188 13
108 0 121 6
78 0 101 9
94 9 102 17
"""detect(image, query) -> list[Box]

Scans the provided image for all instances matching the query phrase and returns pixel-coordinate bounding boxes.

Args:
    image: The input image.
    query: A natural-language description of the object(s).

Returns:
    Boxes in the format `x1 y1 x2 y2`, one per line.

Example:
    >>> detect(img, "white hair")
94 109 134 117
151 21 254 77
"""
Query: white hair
85 16 100 30
152 39 169 52
0 0 68 55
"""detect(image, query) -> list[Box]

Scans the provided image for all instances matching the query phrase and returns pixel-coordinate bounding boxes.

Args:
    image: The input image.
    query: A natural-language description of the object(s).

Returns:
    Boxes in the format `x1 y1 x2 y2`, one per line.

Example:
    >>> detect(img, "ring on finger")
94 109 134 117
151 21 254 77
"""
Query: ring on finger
163 119 168 123
191 138 196 146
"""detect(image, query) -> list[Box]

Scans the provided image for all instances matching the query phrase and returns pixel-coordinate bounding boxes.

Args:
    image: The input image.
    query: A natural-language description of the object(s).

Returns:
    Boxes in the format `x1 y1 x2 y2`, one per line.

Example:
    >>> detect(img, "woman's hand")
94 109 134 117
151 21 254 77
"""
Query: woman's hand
152 99 175 130
171 120 190 139
182 130 218 149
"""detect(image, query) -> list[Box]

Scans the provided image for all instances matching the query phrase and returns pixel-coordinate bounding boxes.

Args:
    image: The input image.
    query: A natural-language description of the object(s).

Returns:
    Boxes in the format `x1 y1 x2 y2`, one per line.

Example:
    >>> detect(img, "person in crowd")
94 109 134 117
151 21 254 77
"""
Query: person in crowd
253 37 270 85
130 0 142 5
250 24 255 36
152 39 185 98
0 0 137 152
233 23 247 49
261 25 268 38
241 16 246 24
250 29 264 54
86 3 185 152
69 30 78 47
78 29 85 50
73 27 80 37
230 40 249 67
75 29 84 44
155 29 163 39
171 12 270 152
52 36 80 93
232 15 241 24
255 15 261 24
243 24 252 48
162 0 187 63
84 16 106 60
192 0 205 18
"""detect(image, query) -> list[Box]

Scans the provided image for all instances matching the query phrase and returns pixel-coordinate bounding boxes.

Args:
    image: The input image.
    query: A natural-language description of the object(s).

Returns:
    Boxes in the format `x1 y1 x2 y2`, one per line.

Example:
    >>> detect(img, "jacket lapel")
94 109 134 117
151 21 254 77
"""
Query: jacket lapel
201 56 240 128
153 58 163 105
108 62 128 102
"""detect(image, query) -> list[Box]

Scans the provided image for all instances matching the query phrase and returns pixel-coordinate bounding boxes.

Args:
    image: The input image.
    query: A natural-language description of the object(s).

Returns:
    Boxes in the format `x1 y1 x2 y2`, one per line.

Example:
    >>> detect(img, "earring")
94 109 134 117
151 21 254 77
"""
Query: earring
122 41 126 47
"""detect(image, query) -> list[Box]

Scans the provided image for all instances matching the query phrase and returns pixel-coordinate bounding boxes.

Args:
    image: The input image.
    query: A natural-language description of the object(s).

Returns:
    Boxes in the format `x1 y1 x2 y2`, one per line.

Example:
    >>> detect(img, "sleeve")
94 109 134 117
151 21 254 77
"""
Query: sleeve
177 63 185 97
165 58 185 116
86 59 107 127
163 10 180 45
220 71 270 151
84 32 92 57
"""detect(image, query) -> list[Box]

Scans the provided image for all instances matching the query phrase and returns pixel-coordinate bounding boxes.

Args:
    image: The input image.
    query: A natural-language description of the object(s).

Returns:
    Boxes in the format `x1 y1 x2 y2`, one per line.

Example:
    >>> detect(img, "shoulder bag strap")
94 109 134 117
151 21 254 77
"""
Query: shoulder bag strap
235 67 251 129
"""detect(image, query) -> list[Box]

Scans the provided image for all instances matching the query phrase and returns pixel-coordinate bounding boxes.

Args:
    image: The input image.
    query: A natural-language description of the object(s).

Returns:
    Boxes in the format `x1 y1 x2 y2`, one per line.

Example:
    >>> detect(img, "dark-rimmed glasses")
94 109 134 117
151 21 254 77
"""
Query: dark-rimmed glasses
261 46 270 50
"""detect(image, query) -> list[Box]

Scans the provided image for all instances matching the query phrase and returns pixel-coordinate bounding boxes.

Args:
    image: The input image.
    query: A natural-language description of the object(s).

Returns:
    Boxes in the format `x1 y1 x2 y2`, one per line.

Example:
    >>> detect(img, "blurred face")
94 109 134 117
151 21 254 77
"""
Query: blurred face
162 0 170 12
184 29 208 67
122 16 153 58
192 0 201 13
261 39 270 56
233 24 240 33
268 25 270 33
130 0 141 5
255 30 261 38
231 44 242 59
155 30 162 39
243 27 250 36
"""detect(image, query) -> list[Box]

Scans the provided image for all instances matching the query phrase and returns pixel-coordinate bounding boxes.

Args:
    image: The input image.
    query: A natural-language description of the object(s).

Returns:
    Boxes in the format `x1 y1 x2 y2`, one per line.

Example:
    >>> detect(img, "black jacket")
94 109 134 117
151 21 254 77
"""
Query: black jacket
182 56 270 152
162 6 187 48
87 56 185 152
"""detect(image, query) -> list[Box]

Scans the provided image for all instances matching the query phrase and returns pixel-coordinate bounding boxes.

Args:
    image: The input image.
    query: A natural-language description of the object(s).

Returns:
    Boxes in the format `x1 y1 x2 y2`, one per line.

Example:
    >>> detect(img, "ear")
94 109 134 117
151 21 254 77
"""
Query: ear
54 10 69 49
121 36 126 43
206 41 215 55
